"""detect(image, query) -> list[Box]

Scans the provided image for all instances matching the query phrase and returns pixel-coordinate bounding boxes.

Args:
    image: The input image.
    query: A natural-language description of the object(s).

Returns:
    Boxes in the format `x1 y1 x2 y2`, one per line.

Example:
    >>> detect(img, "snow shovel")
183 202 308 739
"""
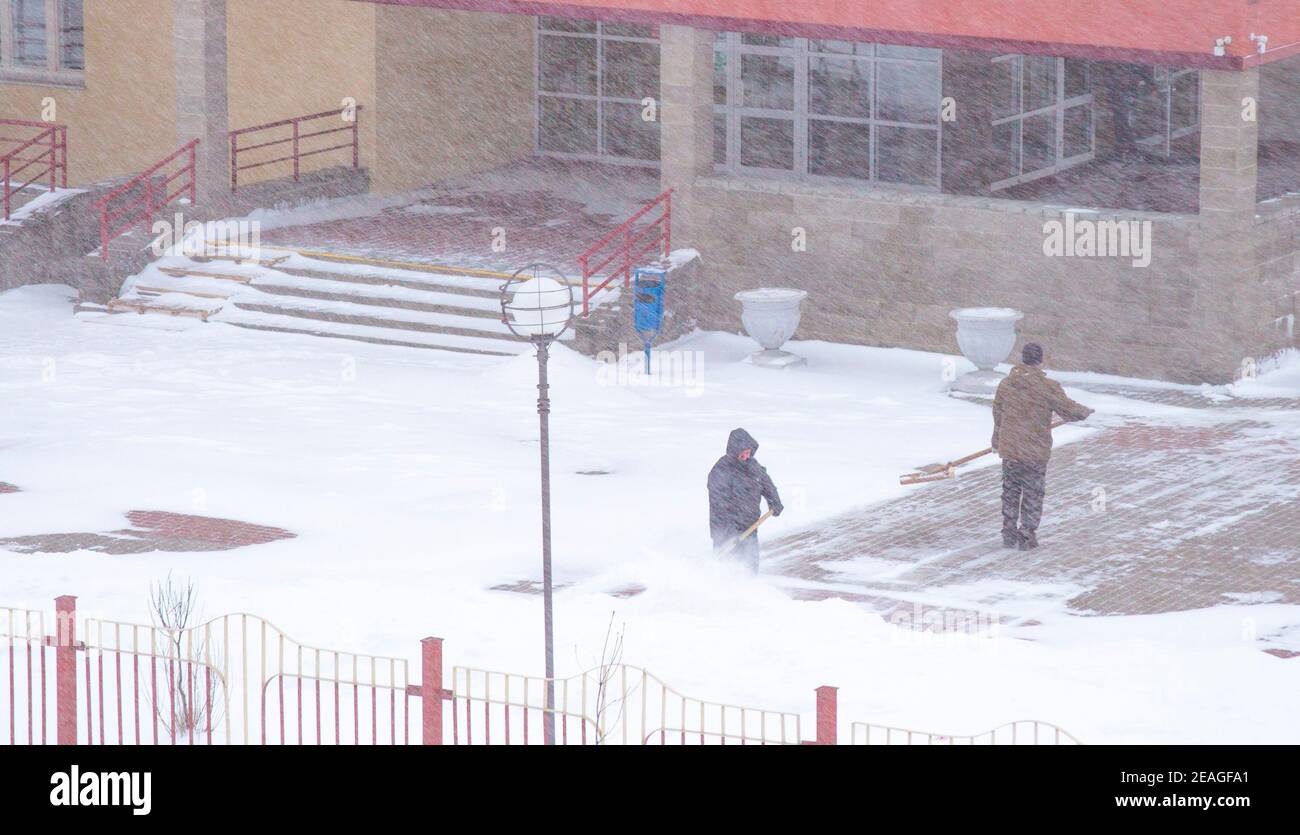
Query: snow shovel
716 509 774 557
899 418 1067 486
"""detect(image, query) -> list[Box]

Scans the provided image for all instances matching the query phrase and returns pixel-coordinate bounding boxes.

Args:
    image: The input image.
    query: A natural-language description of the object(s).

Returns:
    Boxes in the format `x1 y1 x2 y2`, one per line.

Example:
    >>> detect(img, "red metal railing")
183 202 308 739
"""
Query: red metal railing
229 106 362 193
3 593 1084 746
0 119 67 220
576 187 672 317
94 139 198 260
1 594 837 746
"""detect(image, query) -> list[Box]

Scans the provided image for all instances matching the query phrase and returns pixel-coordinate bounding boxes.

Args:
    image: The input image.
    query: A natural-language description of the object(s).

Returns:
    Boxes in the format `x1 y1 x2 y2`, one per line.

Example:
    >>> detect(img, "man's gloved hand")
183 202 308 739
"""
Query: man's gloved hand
771 503 783 517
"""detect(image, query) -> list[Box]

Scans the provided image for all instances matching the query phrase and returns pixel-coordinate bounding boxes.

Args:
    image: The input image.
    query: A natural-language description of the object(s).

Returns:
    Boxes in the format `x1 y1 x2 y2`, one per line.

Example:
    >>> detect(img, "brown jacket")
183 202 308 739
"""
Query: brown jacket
991 364 1093 466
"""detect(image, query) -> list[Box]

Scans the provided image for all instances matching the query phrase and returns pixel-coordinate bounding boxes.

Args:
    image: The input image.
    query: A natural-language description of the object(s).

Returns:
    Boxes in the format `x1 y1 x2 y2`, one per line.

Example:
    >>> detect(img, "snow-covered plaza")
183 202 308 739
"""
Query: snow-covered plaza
3 272 1298 744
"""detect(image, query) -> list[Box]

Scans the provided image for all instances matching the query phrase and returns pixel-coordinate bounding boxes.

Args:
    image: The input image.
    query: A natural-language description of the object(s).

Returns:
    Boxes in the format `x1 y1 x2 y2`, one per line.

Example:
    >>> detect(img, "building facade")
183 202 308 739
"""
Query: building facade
1 0 1298 383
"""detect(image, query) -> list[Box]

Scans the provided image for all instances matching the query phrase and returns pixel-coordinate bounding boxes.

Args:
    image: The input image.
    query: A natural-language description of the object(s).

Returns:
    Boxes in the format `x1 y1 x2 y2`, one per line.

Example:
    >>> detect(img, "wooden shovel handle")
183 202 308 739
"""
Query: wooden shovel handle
899 417 1072 485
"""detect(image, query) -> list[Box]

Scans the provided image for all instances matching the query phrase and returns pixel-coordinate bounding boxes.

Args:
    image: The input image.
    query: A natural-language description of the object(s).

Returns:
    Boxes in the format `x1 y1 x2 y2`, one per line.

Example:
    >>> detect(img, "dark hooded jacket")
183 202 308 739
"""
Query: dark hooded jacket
992 364 1093 466
708 428 783 538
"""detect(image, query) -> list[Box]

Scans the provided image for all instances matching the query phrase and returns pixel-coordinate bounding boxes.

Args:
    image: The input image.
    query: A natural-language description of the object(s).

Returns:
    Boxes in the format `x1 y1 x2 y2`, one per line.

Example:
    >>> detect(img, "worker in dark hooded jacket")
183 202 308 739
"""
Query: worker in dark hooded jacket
707 428 783 573
992 343 1093 550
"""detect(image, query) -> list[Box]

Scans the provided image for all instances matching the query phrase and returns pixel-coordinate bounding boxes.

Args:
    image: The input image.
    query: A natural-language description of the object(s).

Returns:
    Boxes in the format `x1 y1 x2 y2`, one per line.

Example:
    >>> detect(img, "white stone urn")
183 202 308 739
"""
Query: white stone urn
735 288 808 368
949 307 1023 393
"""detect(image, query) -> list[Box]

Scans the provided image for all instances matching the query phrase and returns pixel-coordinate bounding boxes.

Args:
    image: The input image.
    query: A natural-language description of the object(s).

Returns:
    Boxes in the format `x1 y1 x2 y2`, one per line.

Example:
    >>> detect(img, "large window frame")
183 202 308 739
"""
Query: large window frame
1135 67 1200 157
533 17 661 166
713 32 944 190
990 54 1095 191
0 0 84 86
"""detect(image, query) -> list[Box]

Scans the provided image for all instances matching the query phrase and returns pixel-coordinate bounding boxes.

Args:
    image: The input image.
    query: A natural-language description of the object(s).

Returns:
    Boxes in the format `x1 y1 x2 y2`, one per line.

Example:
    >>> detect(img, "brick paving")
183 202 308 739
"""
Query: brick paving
261 157 661 277
0 510 295 555
765 385 1300 638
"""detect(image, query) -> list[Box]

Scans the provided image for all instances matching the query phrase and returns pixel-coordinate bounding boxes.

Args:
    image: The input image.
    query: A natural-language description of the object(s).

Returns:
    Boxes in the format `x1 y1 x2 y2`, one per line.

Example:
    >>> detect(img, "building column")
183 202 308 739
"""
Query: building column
1193 68 1262 381
1198 68 1259 224
173 0 229 204
659 25 714 248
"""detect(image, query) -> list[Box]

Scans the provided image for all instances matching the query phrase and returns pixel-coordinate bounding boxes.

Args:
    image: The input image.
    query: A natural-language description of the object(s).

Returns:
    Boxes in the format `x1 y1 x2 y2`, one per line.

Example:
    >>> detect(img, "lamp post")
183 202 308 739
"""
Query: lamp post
500 263 575 746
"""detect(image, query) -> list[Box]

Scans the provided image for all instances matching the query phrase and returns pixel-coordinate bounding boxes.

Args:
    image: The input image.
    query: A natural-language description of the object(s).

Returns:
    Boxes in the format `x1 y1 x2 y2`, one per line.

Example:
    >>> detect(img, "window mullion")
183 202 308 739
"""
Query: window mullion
595 33 604 156
0 1 11 71
46 0 58 72
793 38 807 175
727 32 739 173
1055 58 1065 165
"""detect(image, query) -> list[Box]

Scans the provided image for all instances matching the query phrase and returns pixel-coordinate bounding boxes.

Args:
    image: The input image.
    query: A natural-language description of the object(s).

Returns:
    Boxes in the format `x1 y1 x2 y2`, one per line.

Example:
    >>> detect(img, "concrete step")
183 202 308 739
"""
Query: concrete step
276 263 504 299
216 308 528 356
225 298 516 340
247 275 502 317
105 247 550 356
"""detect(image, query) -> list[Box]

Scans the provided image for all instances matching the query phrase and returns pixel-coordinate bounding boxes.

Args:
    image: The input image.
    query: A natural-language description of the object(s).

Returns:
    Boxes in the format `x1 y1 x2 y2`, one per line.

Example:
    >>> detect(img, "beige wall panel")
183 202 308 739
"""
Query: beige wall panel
0 0 178 185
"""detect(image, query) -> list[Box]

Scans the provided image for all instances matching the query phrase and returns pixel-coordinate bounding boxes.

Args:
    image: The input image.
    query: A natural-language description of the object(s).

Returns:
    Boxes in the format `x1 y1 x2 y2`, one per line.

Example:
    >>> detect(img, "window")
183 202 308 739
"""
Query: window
0 0 83 82
713 33 942 188
990 55 1094 189
535 17 660 164
1135 68 1199 156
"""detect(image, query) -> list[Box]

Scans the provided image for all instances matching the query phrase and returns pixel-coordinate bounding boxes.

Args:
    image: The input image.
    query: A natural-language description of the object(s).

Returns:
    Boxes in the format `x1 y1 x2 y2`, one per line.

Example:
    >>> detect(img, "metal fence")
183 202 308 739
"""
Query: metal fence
850 719 1082 745
3 594 1080 746
450 664 815 745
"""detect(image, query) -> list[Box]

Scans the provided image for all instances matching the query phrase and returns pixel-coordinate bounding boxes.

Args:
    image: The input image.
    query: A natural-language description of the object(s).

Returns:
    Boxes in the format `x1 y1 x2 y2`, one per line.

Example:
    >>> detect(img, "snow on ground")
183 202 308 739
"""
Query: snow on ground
1224 348 1300 399
1 284 1297 743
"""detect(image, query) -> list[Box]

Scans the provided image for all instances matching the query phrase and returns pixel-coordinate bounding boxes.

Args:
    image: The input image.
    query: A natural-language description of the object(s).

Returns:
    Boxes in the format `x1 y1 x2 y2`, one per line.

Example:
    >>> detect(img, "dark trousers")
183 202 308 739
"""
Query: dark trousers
712 528 760 574
1001 460 1047 536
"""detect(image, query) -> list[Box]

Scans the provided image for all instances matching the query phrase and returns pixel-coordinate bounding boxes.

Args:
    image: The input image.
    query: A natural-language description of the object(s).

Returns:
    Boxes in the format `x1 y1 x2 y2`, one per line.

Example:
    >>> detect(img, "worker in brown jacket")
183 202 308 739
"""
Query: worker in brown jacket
991 343 1093 550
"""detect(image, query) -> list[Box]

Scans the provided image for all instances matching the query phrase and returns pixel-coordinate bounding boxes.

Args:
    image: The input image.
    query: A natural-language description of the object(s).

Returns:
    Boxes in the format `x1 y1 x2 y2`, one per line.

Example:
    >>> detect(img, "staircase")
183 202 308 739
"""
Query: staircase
84 248 570 356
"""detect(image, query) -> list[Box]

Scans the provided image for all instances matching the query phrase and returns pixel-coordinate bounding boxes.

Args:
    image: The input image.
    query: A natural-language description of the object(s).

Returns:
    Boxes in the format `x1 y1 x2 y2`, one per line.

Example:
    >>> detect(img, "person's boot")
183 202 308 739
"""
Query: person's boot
1018 529 1039 550
1002 528 1020 549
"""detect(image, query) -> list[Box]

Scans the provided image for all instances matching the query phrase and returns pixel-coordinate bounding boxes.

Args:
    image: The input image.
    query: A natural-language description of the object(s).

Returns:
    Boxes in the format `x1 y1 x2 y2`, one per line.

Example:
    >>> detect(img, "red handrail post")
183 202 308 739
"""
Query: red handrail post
60 127 67 188
421 636 443 745
623 228 632 289
663 190 672 256
579 256 590 317
230 134 238 193
189 140 198 203
47 129 56 192
352 113 359 169
292 119 300 182
55 595 77 745
3 157 9 220
143 179 155 235
814 685 837 745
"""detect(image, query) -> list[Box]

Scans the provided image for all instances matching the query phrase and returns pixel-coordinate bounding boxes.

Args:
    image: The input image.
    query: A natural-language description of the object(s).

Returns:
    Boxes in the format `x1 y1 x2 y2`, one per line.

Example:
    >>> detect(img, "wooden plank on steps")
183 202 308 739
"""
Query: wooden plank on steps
158 266 254 283
134 285 232 300
191 253 290 268
106 298 213 321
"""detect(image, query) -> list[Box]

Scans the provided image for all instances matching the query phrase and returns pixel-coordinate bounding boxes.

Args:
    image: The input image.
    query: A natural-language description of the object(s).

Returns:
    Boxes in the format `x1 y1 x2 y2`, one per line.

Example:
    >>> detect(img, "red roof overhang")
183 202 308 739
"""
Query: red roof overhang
358 0 1300 69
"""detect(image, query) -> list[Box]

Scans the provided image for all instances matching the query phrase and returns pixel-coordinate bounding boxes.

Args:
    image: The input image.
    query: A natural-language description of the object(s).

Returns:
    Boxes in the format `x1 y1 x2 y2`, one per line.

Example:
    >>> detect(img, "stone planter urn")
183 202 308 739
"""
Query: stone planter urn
735 288 809 368
949 307 1023 394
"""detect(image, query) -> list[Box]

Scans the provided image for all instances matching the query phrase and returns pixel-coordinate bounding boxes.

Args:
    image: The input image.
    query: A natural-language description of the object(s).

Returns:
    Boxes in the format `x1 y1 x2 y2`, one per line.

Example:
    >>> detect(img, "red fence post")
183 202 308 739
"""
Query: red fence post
230 134 238 193
55 595 77 745
421 637 443 745
292 120 300 182
815 685 838 745
60 127 67 188
3 157 9 220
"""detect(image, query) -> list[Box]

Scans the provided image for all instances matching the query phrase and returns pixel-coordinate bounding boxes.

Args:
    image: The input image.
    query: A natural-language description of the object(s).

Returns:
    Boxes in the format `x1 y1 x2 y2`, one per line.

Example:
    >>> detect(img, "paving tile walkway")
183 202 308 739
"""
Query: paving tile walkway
0 510 295 555
261 157 661 278
765 384 1300 639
